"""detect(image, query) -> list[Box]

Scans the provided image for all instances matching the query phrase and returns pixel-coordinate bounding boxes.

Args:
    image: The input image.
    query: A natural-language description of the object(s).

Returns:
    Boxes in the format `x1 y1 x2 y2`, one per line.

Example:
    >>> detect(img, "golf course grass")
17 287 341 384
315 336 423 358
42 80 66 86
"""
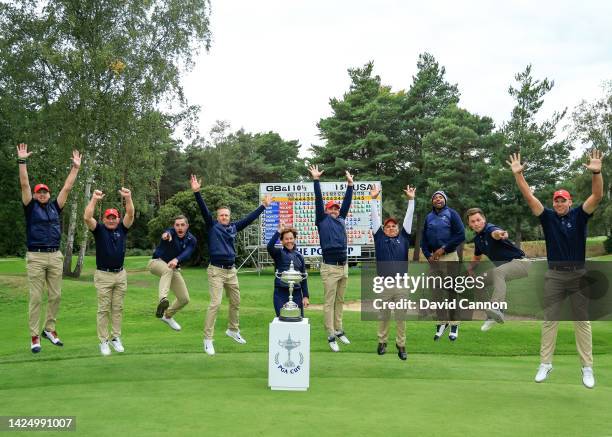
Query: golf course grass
0 256 610 436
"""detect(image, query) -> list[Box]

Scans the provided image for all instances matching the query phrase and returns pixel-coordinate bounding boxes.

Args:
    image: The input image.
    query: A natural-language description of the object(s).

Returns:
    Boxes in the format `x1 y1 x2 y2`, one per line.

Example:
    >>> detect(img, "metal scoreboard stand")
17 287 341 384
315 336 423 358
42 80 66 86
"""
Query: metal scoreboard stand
240 181 380 273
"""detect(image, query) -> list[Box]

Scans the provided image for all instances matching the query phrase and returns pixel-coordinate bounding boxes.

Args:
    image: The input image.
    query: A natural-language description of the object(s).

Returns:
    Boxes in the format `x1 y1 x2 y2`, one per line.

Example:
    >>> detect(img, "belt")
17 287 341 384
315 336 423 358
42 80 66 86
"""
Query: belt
325 260 346 266
98 267 124 273
28 247 59 253
211 263 235 270
549 264 584 272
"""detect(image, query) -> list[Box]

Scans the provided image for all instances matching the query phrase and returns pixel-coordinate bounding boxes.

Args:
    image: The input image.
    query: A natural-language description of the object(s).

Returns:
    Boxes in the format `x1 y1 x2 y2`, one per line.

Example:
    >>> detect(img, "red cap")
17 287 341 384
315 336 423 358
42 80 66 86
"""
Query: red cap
34 183 50 193
104 208 120 218
383 217 398 226
553 189 571 201
325 200 340 210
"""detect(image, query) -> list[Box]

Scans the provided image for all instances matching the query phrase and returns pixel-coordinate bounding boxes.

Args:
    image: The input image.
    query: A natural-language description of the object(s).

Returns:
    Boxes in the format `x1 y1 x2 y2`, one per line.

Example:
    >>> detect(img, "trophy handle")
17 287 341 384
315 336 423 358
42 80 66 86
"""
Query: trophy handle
274 270 282 279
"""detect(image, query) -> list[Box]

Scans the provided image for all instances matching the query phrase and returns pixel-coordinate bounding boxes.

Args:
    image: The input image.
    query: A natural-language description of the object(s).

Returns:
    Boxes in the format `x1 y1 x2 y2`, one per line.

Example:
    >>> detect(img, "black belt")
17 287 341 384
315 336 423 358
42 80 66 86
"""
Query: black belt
28 247 59 253
211 263 235 270
549 265 584 272
98 267 124 273
325 260 346 266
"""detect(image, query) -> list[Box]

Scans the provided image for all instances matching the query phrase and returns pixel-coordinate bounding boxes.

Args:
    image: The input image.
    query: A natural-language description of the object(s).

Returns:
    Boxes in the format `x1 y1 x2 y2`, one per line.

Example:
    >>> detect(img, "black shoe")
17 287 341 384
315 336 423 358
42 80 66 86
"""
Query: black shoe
449 325 459 341
377 342 387 355
156 298 169 318
396 344 407 361
434 323 448 341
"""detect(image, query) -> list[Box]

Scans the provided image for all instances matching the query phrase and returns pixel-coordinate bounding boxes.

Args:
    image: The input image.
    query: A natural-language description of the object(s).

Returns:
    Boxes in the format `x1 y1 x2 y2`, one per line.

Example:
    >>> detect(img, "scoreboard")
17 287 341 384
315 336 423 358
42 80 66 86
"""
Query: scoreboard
259 182 381 257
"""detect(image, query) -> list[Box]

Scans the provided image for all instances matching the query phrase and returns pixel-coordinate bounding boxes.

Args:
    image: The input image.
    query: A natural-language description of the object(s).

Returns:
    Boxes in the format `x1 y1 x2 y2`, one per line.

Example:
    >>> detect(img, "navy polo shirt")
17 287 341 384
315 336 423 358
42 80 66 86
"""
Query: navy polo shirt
91 222 129 270
374 228 410 276
538 204 591 264
474 223 525 267
24 199 62 249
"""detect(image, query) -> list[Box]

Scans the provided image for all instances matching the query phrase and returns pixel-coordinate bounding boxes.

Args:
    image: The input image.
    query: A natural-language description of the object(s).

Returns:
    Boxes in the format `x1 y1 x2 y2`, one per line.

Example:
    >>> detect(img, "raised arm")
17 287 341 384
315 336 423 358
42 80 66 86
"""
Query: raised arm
507 152 544 216
369 185 381 231
191 174 214 227
17 143 32 205
582 149 604 215
119 187 135 228
84 189 104 231
339 170 354 219
267 225 282 261
309 165 325 222
403 185 416 234
235 195 271 232
57 150 81 209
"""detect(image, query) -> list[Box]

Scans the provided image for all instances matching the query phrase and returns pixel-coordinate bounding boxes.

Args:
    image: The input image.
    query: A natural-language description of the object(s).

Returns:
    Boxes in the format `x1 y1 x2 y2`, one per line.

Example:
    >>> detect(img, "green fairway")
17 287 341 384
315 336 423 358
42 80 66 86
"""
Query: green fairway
1 256 610 436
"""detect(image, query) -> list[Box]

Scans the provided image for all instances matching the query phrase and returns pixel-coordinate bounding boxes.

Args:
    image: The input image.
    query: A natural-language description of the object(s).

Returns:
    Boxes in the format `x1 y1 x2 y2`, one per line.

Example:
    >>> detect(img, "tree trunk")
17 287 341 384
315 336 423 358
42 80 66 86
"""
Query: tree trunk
514 216 523 249
62 200 78 276
72 179 92 278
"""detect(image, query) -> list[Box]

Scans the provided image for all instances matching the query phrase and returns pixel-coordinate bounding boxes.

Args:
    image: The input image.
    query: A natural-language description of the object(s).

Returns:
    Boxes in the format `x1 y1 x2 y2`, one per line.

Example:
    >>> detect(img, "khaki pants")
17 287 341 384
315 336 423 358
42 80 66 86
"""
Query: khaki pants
429 251 460 326
540 268 593 366
148 259 190 318
485 258 531 303
26 251 63 336
204 265 240 340
320 263 349 337
377 290 407 347
94 269 127 342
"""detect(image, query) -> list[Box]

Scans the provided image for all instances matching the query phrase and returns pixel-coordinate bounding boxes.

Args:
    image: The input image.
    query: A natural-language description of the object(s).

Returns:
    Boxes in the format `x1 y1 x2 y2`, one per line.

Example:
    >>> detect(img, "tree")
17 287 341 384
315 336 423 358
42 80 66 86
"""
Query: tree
313 61 404 190
486 65 570 245
398 53 460 260
566 81 612 236
0 0 212 275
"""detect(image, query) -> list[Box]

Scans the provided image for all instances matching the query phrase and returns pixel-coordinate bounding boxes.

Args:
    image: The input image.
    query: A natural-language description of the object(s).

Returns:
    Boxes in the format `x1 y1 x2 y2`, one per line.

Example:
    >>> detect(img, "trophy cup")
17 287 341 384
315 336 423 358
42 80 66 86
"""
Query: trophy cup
275 261 308 322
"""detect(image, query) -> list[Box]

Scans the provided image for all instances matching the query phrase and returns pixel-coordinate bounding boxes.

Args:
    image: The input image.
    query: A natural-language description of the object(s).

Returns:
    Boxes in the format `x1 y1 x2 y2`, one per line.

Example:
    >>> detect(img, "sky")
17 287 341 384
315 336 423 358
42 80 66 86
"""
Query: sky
182 0 612 156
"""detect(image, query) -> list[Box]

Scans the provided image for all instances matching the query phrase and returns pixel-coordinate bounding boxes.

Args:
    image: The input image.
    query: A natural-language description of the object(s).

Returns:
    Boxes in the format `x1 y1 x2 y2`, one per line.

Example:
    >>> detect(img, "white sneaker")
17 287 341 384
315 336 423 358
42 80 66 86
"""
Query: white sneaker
328 336 340 352
581 367 595 389
433 323 448 341
161 316 181 331
225 329 246 344
335 331 350 345
204 339 215 356
110 337 125 353
481 319 497 332
534 363 553 383
100 341 111 356
42 329 64 346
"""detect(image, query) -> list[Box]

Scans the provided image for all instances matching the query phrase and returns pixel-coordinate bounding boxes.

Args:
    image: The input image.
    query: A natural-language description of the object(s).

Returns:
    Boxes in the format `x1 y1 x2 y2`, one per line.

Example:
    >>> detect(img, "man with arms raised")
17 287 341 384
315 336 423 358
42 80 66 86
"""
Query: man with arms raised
191 175 272 355
84 188 135 355
17 143 81 353
508 150 603 388
370 184 415 360
308 165 354 352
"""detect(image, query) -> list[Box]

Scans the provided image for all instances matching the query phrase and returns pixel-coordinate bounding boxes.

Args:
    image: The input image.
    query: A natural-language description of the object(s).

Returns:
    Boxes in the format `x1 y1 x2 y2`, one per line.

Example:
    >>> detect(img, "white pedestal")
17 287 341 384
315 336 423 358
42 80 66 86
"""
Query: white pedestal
268 317 310 391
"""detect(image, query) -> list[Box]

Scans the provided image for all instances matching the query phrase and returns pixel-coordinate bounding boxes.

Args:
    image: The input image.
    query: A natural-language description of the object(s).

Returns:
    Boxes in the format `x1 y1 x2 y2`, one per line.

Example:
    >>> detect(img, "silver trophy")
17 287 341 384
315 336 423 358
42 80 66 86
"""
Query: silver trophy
275 260 308 322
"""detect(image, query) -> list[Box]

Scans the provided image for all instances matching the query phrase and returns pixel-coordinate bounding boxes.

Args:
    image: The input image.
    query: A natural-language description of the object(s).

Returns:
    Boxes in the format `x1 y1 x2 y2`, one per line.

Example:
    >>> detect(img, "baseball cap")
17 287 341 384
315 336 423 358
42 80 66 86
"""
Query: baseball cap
325 200 340 210
34 183 50 193
383 218 398 226
104 208 120 218
553 189 571 201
